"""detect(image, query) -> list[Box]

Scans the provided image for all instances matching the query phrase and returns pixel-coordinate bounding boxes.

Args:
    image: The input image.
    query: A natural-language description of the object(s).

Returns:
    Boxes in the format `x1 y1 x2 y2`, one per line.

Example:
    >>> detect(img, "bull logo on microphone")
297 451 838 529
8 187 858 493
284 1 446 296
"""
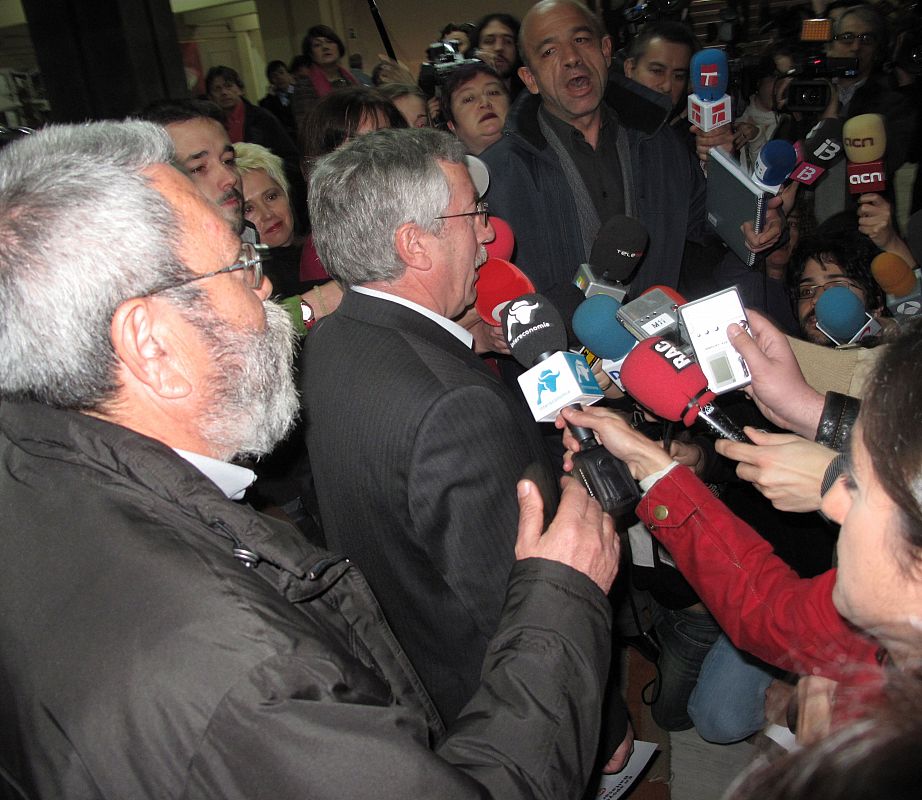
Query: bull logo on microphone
653 339 693 371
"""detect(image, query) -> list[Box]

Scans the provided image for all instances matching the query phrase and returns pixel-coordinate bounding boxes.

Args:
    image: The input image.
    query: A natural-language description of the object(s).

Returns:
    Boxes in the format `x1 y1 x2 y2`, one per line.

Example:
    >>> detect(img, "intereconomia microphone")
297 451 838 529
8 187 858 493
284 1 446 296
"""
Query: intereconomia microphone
573 215 649 301
501 293 640 514
843 113 886 195
871 251 922 323
475 257 535 325
620 338 751 442
687 48 731 132
815 286 882 344
752 139 797 192
572 294 637 391
484 216 515 262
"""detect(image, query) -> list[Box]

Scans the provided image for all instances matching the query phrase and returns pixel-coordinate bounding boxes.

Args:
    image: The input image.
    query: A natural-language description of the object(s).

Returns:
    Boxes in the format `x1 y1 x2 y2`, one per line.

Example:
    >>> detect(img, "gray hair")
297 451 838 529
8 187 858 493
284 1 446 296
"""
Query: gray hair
308 127 467 288
0 120 192 410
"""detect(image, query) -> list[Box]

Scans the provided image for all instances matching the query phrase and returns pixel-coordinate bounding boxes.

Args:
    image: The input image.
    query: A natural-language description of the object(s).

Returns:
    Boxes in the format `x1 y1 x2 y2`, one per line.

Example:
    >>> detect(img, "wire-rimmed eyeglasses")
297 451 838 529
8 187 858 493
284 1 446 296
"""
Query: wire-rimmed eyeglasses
796 277 862 301
147 242 268 295
435 200 490 227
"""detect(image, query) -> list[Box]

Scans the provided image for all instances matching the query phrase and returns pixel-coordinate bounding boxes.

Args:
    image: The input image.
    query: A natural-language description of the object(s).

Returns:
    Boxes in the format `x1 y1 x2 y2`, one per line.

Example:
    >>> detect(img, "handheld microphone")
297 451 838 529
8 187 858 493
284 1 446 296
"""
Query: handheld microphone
484 216 515 262
475 257 536 325
752 139 797 191
871 251 922 323
620 338 751 442
573 215 649 301
501 294 640 514
815 286 882 344
616 285 688 344
843 113 886 195
788 119 845 186
572 294 637 391
687 49 731 132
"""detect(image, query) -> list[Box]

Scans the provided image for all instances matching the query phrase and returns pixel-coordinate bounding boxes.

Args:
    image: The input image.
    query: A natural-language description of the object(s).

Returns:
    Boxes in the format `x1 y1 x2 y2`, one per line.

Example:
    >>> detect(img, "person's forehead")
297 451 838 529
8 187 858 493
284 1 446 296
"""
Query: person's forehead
241 168 278 197
481 20 515 38
440 160 476 202
457 73 503 94
801 256 846 281
840 16 872 33
640 38 691 67
166 118 231 159
525 7 595 50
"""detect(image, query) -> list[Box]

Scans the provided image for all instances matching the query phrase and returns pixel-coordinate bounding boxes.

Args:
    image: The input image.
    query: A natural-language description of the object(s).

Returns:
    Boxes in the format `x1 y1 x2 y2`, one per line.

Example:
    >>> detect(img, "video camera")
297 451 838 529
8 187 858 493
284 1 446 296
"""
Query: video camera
784 19 859 113
418 40 481 97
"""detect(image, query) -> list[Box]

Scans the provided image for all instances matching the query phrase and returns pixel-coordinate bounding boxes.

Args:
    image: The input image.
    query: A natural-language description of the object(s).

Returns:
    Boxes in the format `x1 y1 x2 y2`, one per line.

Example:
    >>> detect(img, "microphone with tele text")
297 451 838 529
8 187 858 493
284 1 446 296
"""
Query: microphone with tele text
501 294 640 514
620 338 752 443
573 215 649 301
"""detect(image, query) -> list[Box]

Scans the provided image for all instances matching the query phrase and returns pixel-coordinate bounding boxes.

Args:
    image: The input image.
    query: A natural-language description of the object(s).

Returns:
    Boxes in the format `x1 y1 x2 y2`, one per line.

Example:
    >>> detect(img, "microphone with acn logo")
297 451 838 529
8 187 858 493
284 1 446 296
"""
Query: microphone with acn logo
620 338 752 442
501 294 640 514
843 113 886 195
687 49 732 133
871 251 922 325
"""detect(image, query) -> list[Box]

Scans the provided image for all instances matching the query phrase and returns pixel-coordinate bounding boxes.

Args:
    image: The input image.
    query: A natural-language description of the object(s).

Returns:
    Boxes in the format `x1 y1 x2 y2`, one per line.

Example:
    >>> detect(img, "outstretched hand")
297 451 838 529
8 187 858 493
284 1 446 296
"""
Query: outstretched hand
515 477 619 594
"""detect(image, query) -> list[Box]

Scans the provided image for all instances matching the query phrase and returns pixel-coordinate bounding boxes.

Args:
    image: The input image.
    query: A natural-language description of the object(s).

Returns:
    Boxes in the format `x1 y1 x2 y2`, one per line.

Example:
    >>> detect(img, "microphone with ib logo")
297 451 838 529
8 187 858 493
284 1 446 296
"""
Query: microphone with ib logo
843 113 886 194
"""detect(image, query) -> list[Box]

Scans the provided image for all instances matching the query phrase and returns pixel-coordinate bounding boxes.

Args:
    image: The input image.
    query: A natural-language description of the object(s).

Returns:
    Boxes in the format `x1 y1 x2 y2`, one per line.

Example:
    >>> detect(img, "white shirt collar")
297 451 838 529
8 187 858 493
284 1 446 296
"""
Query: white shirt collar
352 286 474 348
174 449 256 500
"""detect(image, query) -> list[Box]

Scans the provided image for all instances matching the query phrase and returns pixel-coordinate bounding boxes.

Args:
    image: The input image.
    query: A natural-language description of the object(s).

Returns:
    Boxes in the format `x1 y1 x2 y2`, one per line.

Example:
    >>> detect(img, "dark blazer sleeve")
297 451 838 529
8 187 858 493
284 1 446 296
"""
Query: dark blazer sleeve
406 383 554 639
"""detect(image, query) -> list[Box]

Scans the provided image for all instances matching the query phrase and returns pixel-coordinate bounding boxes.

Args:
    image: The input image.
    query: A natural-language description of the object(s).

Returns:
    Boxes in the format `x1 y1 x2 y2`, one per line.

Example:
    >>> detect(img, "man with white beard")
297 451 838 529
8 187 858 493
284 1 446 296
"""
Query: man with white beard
0 121 620 799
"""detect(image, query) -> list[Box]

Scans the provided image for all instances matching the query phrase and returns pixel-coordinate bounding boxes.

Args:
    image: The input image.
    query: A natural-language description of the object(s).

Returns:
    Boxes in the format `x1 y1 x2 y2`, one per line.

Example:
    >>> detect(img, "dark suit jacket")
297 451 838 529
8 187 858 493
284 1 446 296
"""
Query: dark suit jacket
301 290 560 723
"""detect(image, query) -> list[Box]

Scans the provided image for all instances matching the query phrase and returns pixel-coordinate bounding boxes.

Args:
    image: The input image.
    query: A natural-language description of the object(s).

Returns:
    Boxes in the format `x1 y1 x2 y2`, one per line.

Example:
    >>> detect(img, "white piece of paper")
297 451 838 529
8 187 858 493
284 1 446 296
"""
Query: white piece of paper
593 740 659 799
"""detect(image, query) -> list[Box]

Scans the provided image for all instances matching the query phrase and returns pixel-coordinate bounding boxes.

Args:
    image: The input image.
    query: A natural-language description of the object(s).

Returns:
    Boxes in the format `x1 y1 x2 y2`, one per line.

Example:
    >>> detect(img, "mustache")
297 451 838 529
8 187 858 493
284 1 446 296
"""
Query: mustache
476 245 489 268
217 187 243 206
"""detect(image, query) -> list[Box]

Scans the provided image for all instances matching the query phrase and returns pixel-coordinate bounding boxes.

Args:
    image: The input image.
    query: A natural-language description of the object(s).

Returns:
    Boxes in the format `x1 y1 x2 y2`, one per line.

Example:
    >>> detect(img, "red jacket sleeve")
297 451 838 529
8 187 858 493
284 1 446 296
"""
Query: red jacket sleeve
637 466 880 682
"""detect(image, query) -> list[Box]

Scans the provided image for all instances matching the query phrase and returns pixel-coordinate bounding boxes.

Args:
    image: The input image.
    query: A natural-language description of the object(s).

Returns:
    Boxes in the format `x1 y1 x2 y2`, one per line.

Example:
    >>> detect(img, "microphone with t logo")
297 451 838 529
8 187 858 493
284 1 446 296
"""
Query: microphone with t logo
687 49 732 132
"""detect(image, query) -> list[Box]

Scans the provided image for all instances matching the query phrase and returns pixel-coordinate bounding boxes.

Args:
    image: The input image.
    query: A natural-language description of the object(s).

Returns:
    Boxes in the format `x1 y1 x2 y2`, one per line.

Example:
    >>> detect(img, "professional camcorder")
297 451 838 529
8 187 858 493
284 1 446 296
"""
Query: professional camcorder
418 41 481 97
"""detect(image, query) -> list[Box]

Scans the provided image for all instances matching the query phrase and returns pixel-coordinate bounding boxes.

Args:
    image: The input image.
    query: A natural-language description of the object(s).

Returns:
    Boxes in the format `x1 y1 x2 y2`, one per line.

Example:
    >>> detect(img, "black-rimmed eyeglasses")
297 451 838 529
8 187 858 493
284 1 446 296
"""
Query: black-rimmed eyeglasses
832 32 877 45
435 200 490 228
147 242 268 295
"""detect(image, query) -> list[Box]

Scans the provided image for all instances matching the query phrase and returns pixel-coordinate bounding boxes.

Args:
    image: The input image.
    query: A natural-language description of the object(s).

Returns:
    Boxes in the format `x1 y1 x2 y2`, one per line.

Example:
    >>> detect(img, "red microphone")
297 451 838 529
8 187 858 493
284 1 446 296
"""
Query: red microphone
475 257 536 325
484 216 515 262
620 338 751 442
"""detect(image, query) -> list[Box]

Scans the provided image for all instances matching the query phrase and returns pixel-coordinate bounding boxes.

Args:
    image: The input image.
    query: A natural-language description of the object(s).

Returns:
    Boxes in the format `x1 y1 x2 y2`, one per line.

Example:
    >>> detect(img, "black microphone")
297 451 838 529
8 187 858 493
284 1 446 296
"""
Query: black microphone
501 294 640 515
574 215 649 301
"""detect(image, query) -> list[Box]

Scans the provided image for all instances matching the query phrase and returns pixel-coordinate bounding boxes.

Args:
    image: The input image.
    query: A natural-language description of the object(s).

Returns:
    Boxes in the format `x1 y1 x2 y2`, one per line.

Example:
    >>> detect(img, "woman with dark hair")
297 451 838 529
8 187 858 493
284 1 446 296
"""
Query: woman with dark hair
298 86 407 280
292 24 359 126
441 62 510 155
555 314 922 744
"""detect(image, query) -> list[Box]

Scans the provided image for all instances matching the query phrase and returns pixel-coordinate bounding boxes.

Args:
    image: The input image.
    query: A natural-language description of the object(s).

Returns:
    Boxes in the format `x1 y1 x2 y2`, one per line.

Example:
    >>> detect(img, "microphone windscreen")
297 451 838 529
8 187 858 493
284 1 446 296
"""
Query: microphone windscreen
805 117 843 143
500 293 568 367
589 215 649 282
871 252 916 297
484 216 515 262
475 257 536 325
690 49 729 101
641 284 687 305
753 139 797 186
620 338 716 426
572 294 635 360
815 286 868 341
843 114 886 163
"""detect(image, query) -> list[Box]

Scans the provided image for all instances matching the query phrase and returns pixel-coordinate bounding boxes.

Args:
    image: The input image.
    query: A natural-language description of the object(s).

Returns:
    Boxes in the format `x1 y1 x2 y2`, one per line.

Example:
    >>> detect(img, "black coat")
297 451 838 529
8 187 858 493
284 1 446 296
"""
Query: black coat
0 400 612 799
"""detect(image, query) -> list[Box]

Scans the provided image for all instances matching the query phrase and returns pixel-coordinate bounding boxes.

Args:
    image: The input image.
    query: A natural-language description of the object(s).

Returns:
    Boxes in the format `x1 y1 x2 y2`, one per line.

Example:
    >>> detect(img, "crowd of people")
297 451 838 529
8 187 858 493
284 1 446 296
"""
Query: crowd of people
1 1 922 798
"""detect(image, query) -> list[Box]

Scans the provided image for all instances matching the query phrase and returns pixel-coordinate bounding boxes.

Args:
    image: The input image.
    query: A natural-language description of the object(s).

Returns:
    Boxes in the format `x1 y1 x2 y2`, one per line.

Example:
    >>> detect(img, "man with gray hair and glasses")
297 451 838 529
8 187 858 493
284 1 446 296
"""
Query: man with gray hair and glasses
0 122 619 798
303 127 633 771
